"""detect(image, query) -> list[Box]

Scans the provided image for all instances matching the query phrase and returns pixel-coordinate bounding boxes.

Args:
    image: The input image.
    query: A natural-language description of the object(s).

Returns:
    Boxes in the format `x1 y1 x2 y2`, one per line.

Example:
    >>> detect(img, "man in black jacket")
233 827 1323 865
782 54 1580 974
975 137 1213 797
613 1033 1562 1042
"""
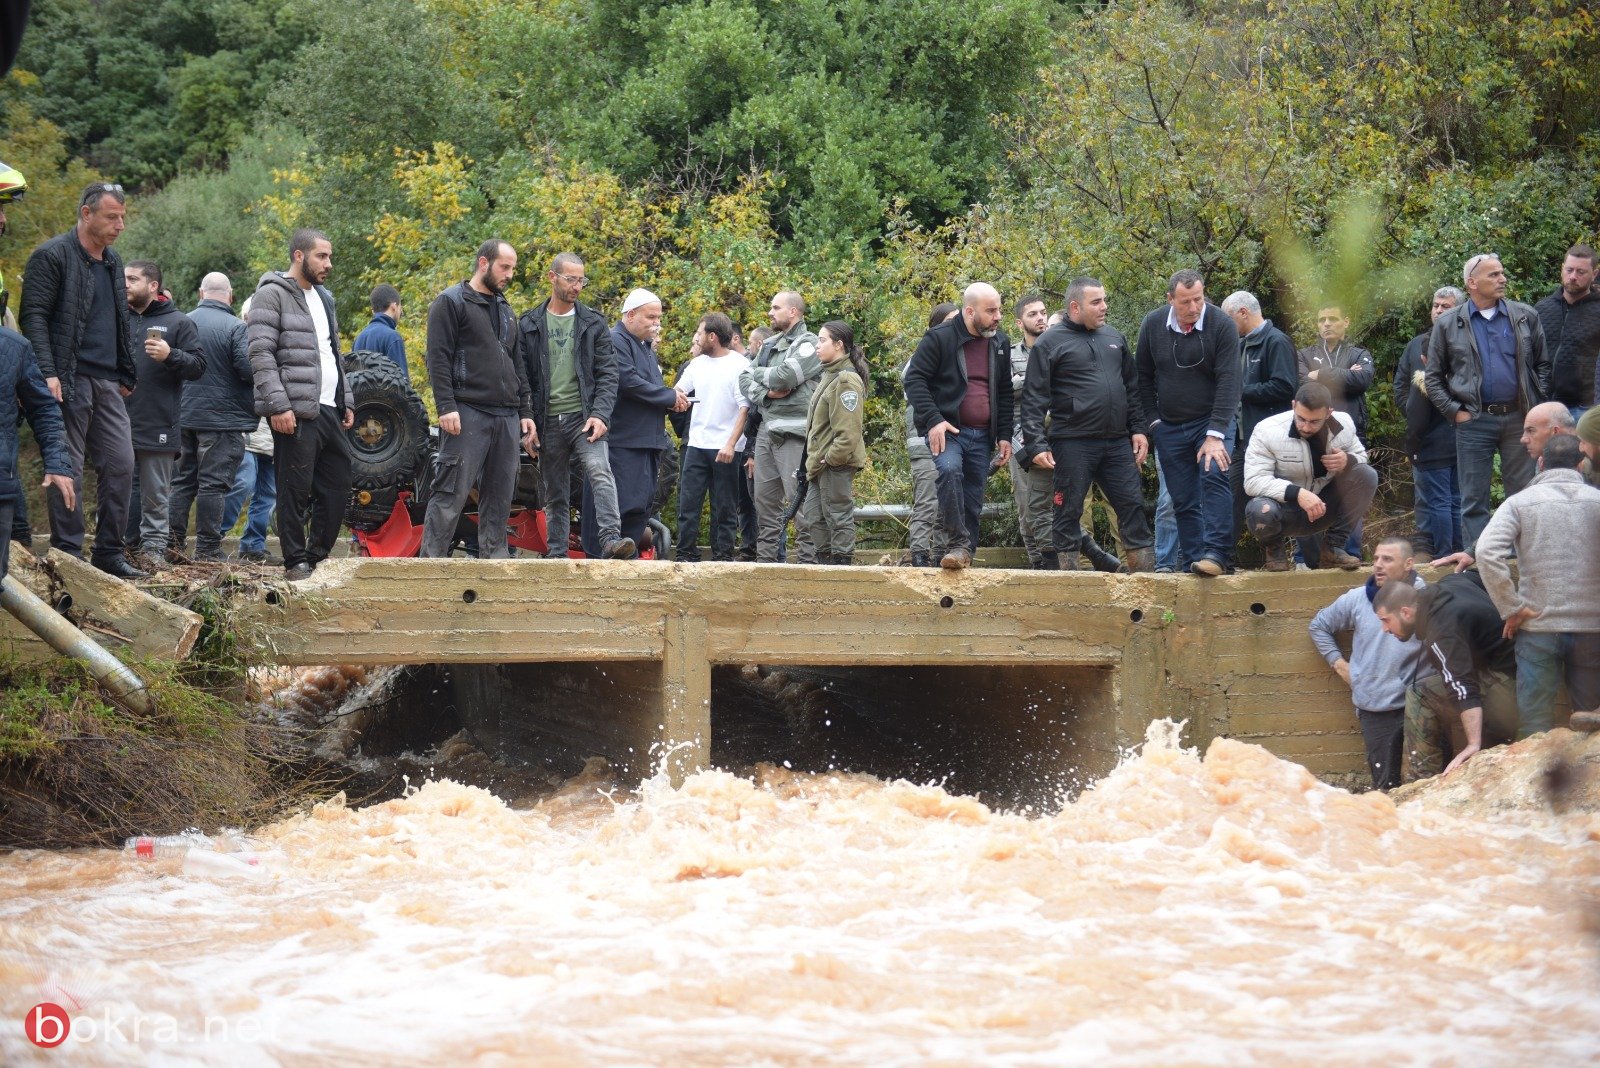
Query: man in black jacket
903 281 1014 570
517 252 632 560
421 240 537 559
1135 269 1241 576
168 272 255 562
1020 277 1153 571
121 260 205 568
1222 290 1297 560
1425 253 1550 553
1375 571 1519 779
1297 304 1374 437
2 325 75 582
1534 242 1600 414
19 183 144 577
1394 287 1465 557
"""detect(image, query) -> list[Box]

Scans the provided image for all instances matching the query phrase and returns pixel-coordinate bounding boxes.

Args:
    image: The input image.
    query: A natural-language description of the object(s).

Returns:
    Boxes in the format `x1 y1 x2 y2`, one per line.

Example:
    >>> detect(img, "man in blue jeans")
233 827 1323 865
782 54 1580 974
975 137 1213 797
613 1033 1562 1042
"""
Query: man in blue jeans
1394 286 1465 557
221 419 276 562
1135 269 1242 576
1424 253 1550 553
903 282 1014 569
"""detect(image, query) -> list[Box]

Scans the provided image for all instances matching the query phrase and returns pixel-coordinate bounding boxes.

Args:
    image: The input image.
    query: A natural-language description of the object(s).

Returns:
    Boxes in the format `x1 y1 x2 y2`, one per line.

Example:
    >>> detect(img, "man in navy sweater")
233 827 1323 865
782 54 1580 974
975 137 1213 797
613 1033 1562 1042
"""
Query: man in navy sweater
1135 269 1241 576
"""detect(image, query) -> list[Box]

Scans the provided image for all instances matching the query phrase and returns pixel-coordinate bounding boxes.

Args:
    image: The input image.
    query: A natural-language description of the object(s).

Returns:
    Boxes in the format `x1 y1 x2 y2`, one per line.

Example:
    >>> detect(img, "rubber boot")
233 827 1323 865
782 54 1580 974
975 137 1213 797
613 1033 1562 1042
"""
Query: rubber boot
1125 547 1156 573
1082 535 1127 574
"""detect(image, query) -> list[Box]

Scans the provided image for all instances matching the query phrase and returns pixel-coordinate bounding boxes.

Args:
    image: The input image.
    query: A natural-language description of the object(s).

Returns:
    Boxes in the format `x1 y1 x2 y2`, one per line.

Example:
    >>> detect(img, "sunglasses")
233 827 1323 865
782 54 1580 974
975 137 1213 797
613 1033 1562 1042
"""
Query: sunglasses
80 183 125 208
1464 252 1500 277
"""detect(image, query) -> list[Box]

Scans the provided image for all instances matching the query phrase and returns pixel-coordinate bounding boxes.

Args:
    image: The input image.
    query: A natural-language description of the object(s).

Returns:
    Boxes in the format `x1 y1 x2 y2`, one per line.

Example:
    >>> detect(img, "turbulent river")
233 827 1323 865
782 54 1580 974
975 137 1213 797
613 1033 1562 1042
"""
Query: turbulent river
2 722 1597 1066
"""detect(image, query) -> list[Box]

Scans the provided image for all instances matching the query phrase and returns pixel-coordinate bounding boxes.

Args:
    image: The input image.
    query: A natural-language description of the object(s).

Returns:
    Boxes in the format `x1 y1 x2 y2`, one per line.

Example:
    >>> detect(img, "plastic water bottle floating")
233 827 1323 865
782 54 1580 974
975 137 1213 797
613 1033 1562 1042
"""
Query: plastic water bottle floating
123 829 212 859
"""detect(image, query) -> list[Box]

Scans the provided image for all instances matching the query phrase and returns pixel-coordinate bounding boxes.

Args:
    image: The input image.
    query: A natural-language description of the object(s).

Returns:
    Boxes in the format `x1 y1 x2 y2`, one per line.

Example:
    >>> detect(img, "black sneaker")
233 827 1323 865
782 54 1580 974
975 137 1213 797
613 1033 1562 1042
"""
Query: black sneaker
94 556 148 580
285 562 316 581
602 537 638 560
236 550 267 564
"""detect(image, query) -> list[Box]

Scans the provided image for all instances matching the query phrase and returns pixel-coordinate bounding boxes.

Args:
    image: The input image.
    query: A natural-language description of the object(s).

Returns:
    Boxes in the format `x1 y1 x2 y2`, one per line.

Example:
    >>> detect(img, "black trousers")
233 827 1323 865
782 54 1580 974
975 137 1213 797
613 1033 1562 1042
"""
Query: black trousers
272 406 351 568
0 499 13 582
1357 707 1404 790
169 429 247 558
582 445 658 557
676 446 739 561
1049 436 1153 554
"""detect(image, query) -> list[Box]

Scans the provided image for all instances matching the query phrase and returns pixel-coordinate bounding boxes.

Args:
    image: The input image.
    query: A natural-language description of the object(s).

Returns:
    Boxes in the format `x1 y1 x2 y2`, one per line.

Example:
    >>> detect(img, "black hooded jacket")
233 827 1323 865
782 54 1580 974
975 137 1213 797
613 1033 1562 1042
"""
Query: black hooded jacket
124 296 205 451
1019 317 1143 461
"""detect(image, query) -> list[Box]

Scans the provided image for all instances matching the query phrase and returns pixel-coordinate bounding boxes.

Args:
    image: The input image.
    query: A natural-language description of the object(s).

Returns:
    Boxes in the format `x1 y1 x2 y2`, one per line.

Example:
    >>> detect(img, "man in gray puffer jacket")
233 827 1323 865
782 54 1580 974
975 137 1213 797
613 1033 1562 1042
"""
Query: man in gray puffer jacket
247 229 354 579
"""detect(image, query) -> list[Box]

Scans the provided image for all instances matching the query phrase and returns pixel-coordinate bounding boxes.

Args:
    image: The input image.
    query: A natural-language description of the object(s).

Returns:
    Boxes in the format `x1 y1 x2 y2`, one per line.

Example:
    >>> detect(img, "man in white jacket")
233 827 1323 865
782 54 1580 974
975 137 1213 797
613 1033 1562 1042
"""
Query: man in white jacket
1243 381 1378 571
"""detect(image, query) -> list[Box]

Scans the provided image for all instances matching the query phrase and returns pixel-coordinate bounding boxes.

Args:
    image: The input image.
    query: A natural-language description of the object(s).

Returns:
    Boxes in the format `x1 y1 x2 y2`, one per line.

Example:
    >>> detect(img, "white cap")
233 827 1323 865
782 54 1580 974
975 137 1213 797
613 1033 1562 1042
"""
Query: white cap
621 288 661 315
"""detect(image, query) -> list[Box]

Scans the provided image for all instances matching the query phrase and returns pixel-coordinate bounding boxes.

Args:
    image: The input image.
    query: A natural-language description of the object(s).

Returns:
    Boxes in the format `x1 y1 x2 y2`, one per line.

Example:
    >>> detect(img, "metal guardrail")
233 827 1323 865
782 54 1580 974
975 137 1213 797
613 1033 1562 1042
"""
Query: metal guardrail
853 503 1008 521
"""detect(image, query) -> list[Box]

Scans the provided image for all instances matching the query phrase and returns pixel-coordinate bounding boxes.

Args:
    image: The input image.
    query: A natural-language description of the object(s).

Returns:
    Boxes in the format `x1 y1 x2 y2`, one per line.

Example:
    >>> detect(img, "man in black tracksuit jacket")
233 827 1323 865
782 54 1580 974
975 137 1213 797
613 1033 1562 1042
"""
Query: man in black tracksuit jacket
1374 570 1518 779
903 282 1014 568
420 241 535 559
1019 277 1153 571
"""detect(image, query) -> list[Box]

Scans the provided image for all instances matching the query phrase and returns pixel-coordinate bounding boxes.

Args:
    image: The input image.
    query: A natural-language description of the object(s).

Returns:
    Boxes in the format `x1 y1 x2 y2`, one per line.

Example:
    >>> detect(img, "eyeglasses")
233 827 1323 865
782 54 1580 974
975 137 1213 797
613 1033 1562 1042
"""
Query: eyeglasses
555 274 587 287
80 183 124 208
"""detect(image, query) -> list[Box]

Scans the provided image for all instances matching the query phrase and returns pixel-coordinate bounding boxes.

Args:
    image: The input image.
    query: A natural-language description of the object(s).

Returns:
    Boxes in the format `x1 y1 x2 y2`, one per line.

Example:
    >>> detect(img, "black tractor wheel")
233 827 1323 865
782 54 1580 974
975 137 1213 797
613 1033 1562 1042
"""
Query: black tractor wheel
344 350 429 531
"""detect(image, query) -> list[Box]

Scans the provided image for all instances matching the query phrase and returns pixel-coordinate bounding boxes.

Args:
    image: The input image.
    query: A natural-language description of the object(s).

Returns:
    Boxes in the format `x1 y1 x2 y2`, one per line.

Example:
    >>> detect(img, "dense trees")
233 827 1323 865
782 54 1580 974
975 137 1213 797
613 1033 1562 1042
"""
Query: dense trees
2 0 1597 476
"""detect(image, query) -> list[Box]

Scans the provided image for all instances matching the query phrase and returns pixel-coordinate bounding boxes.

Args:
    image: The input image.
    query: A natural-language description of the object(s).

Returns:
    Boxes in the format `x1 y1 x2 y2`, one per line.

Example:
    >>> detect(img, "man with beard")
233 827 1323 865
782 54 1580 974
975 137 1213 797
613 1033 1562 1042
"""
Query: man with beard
1535 243 1600 416
247 228 354 580
421 240 537 559
740 291 820 563
904 282 1015 569
120 259 204 566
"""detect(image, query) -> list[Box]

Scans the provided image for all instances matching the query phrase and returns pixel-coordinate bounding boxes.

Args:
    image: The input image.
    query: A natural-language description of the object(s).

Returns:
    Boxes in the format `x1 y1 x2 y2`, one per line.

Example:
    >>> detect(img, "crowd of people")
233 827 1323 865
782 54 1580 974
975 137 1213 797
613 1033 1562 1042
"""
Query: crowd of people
1 174 1597 783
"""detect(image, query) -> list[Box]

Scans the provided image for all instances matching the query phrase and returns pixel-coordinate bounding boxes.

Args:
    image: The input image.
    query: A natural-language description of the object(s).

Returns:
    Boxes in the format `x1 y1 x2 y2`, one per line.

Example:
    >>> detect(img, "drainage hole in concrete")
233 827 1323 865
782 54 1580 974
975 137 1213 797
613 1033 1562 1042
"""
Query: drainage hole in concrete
939 596 955 609
1129 608 1144 623
463 589 479 604
1250 601 1267 616
264 589 281 606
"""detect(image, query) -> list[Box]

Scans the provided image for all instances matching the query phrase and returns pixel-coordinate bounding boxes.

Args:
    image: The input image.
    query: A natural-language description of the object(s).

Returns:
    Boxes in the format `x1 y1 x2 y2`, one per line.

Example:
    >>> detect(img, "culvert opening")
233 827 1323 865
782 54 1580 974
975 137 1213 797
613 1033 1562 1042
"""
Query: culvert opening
710 663 1119 812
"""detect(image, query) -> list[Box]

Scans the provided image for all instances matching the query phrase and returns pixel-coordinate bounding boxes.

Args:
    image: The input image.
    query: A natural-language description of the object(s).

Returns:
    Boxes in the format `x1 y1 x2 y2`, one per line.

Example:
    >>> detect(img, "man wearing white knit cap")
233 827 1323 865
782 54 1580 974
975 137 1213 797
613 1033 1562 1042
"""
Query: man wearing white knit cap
584 287 686 555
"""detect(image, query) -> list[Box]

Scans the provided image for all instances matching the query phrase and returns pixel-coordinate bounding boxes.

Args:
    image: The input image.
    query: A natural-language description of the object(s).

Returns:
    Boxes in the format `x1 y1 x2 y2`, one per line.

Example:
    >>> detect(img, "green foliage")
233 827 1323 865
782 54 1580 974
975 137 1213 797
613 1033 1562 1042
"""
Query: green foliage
120 126 310 302
0 96 106 295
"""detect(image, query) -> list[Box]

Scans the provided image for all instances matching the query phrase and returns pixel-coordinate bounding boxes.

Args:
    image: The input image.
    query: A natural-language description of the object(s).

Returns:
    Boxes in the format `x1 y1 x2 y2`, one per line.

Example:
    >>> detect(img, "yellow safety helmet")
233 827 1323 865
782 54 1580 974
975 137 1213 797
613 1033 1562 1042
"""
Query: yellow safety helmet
0 159 24 202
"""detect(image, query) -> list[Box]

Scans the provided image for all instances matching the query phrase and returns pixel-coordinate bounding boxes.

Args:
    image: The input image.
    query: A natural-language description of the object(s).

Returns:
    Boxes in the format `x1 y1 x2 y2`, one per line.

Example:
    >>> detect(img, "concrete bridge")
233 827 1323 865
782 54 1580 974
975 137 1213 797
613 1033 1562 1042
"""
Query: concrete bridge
239 560 1373 796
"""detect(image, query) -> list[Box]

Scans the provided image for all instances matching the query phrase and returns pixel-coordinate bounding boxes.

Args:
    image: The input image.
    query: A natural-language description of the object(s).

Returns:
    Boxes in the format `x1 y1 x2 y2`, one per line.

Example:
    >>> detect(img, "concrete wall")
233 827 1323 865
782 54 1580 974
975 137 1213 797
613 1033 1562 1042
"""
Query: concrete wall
248 560 1381 787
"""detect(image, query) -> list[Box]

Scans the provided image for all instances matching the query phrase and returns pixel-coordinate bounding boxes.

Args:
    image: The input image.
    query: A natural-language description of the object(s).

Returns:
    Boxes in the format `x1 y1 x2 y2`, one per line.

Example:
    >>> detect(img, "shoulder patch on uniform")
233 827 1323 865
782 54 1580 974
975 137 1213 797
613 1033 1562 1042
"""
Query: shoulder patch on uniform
841 390 860 412
795 341 816 361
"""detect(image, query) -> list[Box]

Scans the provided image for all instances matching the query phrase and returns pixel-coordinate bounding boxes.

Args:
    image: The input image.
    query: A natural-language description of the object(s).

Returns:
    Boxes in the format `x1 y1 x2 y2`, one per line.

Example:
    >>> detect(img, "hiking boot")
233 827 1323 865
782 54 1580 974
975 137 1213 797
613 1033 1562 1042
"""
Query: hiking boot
1039 551 1062 571
940 547 972 570
1125 547 1156 573
1190 555 1224 577
1322 538 1363 570
1261 540 1293 572
602 537 638 560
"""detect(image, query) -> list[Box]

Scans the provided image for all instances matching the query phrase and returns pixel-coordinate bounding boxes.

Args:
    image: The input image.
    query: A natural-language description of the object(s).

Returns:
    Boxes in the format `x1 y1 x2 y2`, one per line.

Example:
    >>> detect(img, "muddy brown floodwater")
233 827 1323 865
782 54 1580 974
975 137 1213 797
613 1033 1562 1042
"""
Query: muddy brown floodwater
1 722 1597 1066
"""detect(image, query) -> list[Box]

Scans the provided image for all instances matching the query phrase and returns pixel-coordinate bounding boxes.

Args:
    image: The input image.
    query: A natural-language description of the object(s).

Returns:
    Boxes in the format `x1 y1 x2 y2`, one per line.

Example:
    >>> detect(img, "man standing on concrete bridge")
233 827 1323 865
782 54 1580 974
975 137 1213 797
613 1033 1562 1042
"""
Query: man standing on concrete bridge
421 240 536 559
740 291 820 563
904 282 1014 570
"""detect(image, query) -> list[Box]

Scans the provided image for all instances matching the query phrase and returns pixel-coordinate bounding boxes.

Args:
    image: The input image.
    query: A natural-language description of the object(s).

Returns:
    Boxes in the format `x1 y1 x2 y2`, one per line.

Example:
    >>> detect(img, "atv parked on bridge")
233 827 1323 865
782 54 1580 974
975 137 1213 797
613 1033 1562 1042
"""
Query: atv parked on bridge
341 350 669 559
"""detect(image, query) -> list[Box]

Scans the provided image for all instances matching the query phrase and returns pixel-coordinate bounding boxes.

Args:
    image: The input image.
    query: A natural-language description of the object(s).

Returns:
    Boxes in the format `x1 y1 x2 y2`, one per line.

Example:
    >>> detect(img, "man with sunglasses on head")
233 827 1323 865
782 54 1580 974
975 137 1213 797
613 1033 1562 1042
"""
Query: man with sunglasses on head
1425 253 1550 553
18 182 146 578
1135 268 1242 577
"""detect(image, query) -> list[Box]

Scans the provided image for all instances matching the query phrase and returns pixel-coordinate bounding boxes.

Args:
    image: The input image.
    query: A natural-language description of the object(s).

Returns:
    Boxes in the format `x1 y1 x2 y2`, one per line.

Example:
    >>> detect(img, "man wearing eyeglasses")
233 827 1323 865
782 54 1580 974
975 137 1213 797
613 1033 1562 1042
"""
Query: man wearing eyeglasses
18 182 146 579
1135 269 1242 577
1424 253 1550 553
517 252 634 559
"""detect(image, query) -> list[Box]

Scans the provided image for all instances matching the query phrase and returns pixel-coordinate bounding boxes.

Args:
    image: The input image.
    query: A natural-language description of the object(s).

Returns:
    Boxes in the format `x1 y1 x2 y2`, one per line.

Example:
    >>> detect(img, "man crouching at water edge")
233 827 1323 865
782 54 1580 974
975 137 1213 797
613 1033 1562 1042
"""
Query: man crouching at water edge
1309 537 1425 790
1374 571 1518 778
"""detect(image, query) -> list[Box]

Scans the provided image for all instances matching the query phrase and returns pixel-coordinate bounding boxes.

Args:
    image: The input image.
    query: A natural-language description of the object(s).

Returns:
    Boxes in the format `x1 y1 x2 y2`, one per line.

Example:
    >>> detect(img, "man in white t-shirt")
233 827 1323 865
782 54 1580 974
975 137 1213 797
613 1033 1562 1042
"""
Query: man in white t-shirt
246 228 354 580
673 312 750 561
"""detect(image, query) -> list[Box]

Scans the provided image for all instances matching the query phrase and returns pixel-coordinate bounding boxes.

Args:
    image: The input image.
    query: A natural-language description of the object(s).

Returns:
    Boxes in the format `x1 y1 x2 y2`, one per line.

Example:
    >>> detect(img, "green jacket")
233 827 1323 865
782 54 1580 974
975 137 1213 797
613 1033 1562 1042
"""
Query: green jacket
805 361 867 479
740 319 820 438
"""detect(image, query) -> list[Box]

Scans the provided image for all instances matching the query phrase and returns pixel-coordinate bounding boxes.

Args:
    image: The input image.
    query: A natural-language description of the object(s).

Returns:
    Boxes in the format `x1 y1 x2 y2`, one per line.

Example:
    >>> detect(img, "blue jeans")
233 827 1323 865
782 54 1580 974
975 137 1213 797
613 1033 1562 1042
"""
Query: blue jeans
1151 417 1234 568
1515 630 1600 735
1412 464 1462 557
221 451 277 555
930 426 992 552
1154 465 1178 570
1455 410 1534 553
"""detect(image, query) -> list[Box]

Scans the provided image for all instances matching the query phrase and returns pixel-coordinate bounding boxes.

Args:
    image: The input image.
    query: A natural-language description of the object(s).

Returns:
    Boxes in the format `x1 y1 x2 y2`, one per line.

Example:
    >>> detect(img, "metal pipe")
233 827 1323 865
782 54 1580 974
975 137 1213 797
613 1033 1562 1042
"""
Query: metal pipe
853 503 1007 521
1 575 154 715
